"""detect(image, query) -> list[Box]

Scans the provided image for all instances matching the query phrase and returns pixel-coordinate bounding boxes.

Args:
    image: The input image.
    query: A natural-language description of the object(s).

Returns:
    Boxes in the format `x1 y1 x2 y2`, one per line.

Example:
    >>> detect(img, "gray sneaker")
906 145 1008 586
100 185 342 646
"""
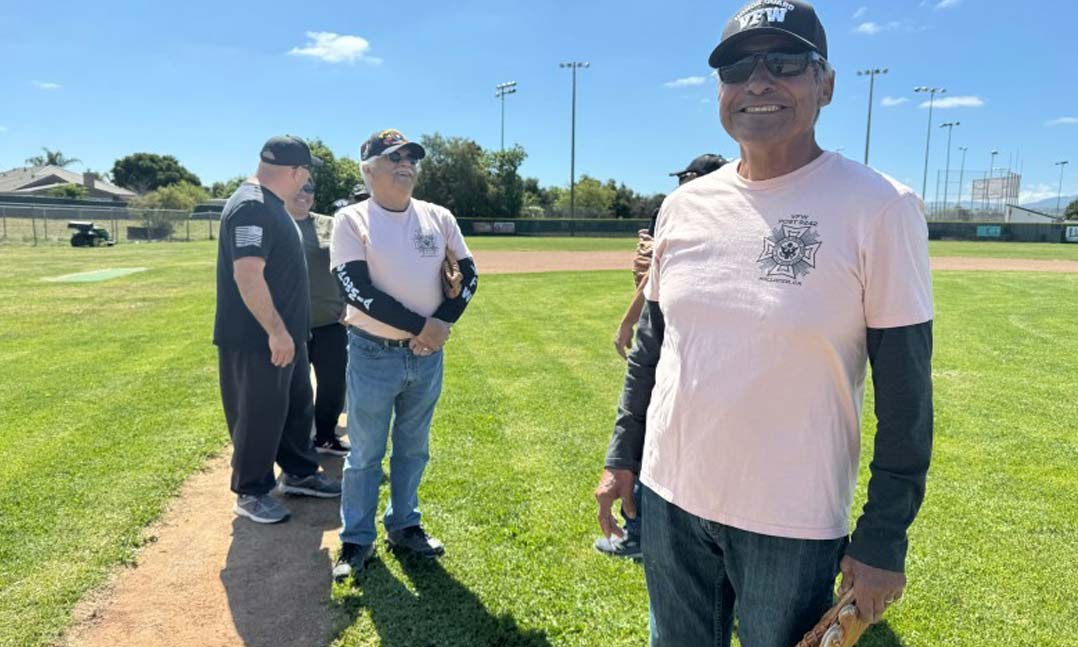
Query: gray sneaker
333 542 376 583
594 533 642 560
233 494 291 524
277 472 342 498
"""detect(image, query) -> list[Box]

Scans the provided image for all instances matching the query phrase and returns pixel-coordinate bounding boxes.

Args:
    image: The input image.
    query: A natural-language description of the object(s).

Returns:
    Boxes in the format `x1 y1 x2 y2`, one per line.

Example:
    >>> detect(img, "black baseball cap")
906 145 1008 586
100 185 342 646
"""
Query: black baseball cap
708 0 828 69
360 129 427 162
670 154 728 178
260 135 322 167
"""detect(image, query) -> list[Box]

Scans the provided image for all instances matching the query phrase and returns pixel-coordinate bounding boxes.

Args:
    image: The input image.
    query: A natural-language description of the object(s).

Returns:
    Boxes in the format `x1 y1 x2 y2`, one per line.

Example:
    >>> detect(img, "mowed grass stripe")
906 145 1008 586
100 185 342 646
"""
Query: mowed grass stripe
0 244 225 647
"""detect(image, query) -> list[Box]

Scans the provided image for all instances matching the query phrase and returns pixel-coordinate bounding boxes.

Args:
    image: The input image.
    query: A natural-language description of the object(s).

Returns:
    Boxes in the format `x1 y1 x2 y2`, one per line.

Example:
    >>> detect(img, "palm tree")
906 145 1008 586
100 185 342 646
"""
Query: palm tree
25 147 81 168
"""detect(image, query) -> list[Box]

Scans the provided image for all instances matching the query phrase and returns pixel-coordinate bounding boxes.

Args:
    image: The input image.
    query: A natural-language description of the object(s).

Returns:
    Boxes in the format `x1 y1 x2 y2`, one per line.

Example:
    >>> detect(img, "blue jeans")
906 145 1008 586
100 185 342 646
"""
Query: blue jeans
339 331 444 546
642 486 846 647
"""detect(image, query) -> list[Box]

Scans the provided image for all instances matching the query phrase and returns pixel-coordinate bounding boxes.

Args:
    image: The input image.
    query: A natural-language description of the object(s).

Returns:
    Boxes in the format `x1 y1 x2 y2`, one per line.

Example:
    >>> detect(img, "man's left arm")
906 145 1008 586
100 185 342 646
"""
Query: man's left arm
432 256 477 323
841 321 933 622
433 214 478 323
845 191 935 623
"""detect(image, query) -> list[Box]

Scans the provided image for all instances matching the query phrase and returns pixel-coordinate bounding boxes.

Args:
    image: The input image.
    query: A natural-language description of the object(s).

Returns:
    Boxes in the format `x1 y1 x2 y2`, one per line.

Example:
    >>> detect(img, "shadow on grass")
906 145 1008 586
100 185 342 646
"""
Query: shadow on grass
220 456 347 647
857 621 908 647
336 552 551 647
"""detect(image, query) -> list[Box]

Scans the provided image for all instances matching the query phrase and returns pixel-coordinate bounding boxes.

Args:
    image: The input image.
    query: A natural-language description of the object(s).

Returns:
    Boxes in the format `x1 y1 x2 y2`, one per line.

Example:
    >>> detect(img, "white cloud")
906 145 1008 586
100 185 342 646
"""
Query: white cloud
919 95 985 109
853 21 904 35
881 96 909 107
933 0 961 9
32 81 62 90
1019 183 1059 204
664 76 708 88
852 6 868 19
1045 117 1078 127
287 32 380 64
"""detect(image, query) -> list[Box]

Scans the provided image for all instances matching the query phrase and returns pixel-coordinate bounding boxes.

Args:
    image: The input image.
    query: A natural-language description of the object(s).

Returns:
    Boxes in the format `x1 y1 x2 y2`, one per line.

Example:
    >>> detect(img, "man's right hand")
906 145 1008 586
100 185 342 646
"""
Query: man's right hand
613 320 635 359
595 468 637 539
268 331 295 367
415 318 451 351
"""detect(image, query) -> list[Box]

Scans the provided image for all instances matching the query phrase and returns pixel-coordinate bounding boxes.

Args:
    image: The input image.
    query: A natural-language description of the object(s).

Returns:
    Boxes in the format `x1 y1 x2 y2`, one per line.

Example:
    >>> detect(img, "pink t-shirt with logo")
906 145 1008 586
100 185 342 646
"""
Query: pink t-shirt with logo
330 198 472 340
641 152 934 540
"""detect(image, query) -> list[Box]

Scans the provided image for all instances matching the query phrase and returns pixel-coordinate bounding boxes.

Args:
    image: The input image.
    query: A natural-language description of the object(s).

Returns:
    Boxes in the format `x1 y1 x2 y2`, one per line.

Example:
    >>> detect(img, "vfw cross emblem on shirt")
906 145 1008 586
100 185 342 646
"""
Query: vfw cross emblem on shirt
757 222 822 281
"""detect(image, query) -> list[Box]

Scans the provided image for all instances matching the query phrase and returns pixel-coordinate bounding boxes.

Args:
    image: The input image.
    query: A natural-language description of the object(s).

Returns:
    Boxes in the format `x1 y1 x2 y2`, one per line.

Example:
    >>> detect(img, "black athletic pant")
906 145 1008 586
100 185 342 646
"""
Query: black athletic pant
308 323 348 442
218 344 320 495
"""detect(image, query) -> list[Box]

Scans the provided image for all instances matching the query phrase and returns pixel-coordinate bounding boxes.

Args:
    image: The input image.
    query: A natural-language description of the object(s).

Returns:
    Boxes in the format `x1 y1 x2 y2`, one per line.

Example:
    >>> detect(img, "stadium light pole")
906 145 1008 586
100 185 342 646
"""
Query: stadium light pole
560 61 589 218
1056 160 1070 216
986 149 999 212
495 81 517 152
939 122 960 216
914 86 945 202
956 146 968 210
857 68 887 165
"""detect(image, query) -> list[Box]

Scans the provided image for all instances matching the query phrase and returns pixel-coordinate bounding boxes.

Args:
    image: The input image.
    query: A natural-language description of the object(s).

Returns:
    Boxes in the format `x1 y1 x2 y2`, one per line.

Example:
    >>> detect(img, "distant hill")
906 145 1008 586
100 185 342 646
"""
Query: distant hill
1021 195 1077 215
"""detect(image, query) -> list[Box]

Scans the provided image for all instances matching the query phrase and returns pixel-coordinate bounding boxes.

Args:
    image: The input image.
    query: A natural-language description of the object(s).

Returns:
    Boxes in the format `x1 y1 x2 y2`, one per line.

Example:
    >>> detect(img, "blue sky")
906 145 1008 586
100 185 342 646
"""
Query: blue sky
2 0 1076 204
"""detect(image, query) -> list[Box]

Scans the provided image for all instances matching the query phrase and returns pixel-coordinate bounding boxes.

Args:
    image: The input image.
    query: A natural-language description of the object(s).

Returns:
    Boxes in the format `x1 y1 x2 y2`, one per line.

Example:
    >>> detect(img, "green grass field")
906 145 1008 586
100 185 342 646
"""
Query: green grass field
0 241 1075 646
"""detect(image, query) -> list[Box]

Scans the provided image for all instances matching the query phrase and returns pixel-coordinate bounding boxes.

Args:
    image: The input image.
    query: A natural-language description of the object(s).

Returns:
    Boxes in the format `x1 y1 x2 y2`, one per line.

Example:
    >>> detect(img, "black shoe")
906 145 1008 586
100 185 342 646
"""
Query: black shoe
315 437 351 456
386 526 445 558
333 542 375 583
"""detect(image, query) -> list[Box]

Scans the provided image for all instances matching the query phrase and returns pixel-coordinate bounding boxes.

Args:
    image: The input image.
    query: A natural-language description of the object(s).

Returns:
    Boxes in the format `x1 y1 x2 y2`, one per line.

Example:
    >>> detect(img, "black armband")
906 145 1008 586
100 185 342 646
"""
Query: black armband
334 260 426 336
433 257 478 323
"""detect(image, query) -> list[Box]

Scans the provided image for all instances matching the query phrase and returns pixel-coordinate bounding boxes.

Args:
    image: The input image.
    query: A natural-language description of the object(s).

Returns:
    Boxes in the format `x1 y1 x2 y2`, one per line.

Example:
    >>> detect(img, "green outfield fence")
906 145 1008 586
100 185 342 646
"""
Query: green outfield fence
3 202 1076 246
457 219 1078 243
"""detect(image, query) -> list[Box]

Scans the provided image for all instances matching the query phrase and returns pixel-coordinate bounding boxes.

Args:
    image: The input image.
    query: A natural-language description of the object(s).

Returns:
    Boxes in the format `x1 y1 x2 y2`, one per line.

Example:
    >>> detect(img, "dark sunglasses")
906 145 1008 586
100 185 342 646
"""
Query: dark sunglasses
385 151 418 164
718 51 820 84
300 182 315 194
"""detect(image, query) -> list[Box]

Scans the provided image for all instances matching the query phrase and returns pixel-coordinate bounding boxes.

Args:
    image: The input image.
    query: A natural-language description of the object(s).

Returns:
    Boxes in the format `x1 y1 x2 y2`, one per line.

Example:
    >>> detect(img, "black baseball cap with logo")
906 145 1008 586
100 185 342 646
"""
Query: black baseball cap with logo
360 129 427 161
260 135 322 167
708 0 828 69
670 154 728 178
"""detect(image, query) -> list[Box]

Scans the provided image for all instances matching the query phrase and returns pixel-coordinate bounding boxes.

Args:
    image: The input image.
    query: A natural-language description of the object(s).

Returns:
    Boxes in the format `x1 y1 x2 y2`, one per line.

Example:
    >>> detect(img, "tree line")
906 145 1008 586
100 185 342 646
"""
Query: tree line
27 136 668 219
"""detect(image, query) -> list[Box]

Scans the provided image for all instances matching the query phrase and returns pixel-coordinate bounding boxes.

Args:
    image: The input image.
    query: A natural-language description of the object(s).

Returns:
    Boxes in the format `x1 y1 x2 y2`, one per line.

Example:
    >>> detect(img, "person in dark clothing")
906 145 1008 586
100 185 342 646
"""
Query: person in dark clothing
286 180 351 456
595 2 935 645
215 135 342 525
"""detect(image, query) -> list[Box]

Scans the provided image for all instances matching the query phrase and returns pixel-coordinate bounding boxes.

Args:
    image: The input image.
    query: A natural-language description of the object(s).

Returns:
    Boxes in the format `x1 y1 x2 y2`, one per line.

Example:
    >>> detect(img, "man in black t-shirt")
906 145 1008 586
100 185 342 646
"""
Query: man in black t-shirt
214 135 341 525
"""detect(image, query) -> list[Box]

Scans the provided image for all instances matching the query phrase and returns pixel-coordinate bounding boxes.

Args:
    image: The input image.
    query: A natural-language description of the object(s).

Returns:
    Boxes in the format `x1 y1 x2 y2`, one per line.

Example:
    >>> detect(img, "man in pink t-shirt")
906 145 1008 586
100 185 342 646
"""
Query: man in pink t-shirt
595 2 934 645
329 129 478 583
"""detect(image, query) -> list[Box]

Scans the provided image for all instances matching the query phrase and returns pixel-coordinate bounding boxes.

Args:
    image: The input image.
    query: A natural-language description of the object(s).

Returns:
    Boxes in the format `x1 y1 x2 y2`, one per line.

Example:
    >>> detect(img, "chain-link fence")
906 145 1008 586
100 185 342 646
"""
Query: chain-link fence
0 202 220 245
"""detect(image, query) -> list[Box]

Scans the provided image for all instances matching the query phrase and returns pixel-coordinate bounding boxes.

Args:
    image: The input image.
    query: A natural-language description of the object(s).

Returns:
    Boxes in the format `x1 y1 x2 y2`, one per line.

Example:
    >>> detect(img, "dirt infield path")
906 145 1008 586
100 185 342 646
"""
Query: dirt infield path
62 250 1077 647
473 250 1078 274
64 454 349 647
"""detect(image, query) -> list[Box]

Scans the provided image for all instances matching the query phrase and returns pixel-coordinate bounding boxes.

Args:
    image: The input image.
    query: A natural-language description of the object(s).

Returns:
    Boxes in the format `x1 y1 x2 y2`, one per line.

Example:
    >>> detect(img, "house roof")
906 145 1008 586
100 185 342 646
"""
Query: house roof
0 165 137 198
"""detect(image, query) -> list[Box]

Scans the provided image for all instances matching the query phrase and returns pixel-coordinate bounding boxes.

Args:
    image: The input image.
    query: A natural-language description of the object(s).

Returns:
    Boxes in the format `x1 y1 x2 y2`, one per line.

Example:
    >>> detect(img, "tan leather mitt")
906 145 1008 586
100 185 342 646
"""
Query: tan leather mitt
633 233 654 287
442 249 463 299
793 589 870 647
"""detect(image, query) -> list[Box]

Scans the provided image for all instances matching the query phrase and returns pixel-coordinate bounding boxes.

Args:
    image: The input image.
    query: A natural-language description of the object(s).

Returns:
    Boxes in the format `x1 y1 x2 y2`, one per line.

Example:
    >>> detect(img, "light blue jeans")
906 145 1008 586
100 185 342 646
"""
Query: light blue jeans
339 331 444 546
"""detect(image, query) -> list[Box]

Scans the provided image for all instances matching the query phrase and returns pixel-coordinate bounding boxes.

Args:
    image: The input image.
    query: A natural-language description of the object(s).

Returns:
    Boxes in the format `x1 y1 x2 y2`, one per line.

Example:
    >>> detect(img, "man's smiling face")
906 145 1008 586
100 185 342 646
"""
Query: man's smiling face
718 34 833 149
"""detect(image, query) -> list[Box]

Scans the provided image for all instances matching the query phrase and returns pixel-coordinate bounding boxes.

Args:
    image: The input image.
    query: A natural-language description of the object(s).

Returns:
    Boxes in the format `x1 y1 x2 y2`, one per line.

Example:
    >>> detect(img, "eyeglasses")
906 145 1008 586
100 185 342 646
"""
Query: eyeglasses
717 51 821 85
385 151 418 165
300 182 315 194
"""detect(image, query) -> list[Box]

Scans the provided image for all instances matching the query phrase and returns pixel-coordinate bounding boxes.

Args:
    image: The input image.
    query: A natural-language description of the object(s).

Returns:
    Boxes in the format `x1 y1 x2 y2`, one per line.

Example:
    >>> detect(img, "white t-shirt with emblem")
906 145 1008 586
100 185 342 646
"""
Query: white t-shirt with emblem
330 198 472 340
642 151 934 540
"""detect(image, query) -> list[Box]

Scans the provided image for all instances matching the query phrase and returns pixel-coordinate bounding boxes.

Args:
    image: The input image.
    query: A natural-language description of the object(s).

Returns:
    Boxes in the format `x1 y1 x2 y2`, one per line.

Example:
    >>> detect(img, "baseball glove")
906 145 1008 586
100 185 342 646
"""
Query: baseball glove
632 232 654 287
793 589 870 647
442 249 463 299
